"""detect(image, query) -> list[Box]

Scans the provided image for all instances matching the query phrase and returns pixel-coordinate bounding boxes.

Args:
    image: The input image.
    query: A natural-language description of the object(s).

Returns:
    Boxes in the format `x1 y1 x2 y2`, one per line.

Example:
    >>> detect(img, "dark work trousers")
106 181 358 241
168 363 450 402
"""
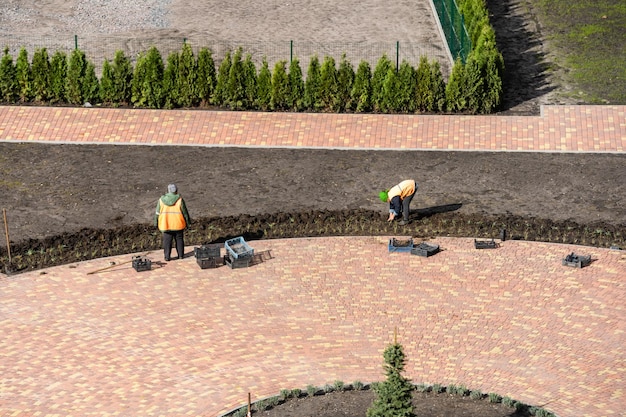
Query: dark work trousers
401 184 418 221
163 230 185 260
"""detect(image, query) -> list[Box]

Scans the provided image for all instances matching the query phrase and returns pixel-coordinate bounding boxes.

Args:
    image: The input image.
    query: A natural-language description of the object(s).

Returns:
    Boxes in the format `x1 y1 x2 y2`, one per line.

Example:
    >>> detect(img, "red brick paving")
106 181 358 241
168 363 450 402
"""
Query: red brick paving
0 106 625 416
0 238 624 417
0 105 624 151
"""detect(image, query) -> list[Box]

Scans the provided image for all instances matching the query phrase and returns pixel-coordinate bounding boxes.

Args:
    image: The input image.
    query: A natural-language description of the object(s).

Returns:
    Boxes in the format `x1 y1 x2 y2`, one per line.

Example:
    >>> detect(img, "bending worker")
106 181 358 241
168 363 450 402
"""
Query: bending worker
154 184 191 261
379 179 418 225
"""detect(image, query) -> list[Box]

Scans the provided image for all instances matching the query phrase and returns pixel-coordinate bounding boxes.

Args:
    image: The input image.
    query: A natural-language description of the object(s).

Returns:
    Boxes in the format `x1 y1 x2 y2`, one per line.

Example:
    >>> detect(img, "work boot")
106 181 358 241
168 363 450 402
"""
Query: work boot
398 219 409 226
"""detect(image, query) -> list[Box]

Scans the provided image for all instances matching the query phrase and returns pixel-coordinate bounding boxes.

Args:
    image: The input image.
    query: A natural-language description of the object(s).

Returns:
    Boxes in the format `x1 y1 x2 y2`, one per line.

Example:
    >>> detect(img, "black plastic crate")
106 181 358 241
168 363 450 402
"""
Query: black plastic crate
562 252 591 268
474 239 498 249
195 244 221 259
224 253 251 269
132 256 152 272
197 256 224 269
411 242 440 257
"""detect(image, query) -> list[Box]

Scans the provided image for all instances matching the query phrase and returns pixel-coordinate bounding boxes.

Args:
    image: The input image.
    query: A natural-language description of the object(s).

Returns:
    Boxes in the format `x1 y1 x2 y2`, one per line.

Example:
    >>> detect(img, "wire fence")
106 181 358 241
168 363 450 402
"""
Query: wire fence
0 35 453 78
432 0 471 63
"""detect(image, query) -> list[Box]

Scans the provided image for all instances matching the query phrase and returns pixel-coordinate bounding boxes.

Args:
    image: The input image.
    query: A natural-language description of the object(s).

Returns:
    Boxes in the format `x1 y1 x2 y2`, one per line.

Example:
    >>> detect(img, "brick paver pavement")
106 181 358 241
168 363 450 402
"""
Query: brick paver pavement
0 237 624 417
0 105 624 152
1 106 625 416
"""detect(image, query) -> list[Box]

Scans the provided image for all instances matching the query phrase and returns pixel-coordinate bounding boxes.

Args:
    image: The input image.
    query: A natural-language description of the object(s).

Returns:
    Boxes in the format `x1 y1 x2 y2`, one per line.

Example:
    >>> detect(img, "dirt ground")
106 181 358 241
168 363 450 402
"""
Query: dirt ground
0 144 624 247
253 388 534 417
0 0 623 416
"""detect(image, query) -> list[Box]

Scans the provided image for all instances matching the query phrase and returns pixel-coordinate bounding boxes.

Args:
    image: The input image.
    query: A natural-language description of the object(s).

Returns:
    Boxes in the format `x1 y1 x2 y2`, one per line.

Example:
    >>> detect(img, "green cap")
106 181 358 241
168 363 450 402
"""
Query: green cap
379 190 388 202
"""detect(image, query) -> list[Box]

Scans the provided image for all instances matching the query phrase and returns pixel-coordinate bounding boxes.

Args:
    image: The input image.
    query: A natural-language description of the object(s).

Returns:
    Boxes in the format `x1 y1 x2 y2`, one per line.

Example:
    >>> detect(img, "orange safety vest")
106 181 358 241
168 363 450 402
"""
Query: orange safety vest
387 179 416 201
157 197 186 231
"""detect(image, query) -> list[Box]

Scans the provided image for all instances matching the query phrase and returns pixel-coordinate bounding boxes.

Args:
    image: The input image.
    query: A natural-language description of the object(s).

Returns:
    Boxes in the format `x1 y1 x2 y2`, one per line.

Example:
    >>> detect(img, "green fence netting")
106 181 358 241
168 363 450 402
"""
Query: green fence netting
432 0 471 63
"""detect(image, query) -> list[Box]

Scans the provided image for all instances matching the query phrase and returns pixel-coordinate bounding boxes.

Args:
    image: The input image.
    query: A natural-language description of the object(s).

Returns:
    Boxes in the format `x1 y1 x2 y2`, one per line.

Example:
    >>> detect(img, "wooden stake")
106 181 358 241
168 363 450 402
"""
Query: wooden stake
247 392 252 417
2 208 11 263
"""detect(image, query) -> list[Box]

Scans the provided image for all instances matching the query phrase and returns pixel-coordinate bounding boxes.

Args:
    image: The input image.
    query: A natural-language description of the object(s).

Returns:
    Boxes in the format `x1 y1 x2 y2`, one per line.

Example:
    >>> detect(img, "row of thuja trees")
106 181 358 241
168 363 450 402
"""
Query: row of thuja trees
0 0 503 114
0 43 498 114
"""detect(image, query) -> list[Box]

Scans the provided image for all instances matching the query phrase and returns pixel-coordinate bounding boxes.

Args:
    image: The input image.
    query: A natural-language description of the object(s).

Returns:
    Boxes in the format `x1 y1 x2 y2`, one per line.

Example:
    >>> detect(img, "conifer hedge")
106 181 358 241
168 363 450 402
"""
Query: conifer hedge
0 0 503 113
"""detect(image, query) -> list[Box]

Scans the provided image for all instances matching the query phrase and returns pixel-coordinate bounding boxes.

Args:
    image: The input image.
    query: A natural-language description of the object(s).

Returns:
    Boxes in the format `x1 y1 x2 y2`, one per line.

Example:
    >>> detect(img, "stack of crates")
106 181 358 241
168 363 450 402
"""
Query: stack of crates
194 244 223 269
224 236 254 269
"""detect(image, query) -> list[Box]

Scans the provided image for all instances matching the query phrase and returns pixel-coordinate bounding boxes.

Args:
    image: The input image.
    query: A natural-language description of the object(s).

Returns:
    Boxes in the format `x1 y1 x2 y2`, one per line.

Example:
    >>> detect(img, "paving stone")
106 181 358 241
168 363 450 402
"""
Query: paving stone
0 237 624 416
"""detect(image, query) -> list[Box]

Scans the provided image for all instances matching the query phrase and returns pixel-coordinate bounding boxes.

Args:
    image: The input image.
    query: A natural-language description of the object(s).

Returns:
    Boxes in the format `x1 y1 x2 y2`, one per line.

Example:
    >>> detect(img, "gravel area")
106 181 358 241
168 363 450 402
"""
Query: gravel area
0 0 170 35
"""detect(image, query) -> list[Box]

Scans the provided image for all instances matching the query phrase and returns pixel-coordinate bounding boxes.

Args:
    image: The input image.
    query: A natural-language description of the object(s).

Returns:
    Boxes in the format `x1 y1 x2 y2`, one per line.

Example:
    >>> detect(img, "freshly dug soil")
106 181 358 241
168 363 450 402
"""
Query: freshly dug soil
0 144 624 274
250 388 535 417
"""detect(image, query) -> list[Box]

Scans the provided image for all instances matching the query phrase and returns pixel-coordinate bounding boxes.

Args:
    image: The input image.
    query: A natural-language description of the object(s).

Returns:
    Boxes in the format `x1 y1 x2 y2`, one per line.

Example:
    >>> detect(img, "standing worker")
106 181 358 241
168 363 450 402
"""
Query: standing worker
155 184 191 261
379 179 418 225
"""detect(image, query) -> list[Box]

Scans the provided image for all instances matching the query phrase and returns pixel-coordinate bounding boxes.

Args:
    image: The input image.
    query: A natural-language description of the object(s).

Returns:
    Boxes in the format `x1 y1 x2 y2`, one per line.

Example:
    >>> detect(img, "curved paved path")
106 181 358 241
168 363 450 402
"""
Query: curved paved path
1 105 625 417
1 238 624 417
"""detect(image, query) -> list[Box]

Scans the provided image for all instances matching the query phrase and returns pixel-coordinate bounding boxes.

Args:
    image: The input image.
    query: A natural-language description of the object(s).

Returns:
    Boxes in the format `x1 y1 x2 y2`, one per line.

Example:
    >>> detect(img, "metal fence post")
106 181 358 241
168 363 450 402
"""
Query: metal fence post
396 41 399 72
290 40 293 64
74 34 78 50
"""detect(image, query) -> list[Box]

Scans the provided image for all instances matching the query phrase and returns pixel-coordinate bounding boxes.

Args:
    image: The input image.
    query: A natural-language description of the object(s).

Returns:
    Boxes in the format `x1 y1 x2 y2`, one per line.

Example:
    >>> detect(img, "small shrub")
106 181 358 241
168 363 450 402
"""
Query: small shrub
0 47 17 103
336 54 354 111
270 60 289 110
99 60 115 105
110 50 133 105
318 55 338 111
469 389 483 400
232 406 247 417
502 396 515 407
306 384 317 397
279 388 290 399
212 50 231 106
303 55 321 110
16 47 32 102
226 48 246 109
488 392 502 403
352 380 364 391
290 388 302 398
333 380 345 391
432 383 443 393
131 46 164 108
253 398 269 411
380 67 399 113
256 58 272 111
177 42 197 108
367 342 415 417
50 51 67 104
266 395 280 407
242 54 256 109
351 60 372 112
456 385 468 396
31 47 50 102
162 51 180 108
287 57 304 111
445 57 466 112
371 54 393 112
66 48 87 104
396 60 416 112
323 383 334 393
196 47 216 106
82 61 100 104
515 401 528 411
